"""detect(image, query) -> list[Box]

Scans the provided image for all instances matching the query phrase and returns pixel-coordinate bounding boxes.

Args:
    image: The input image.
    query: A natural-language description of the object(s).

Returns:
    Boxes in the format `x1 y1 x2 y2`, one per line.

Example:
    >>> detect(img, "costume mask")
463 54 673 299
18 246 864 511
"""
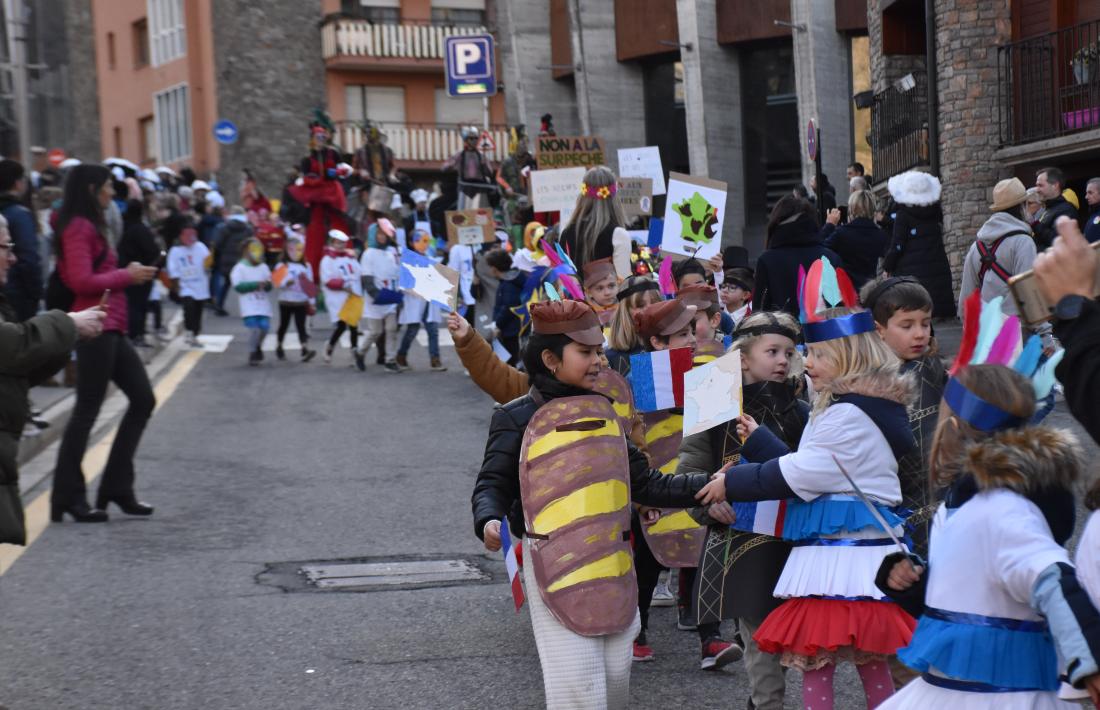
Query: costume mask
247 241 264 264
286 240 304 263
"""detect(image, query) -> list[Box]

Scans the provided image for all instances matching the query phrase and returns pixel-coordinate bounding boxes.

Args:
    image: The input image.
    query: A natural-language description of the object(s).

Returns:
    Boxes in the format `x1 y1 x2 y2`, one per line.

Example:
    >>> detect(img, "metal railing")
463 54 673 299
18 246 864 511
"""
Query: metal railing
997 19 1100 146
869 71 929 184
321 18 488 61
334 122 511 164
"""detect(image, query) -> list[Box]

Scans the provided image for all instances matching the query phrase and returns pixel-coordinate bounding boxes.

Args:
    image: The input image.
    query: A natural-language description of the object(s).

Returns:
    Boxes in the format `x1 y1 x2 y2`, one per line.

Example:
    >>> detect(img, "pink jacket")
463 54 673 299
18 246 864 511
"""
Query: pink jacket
60 217 133 333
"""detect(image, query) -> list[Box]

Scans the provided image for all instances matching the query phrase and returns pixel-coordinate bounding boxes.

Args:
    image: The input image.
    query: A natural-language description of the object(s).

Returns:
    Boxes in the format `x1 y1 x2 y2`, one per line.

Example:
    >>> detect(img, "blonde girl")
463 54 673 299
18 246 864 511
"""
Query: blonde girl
604 275 662 376
559 165 631 279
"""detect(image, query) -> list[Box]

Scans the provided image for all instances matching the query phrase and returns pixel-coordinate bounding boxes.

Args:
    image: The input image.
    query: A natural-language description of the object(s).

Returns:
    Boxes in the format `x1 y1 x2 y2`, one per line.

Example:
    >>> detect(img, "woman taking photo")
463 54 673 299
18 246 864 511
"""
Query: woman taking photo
560 165 632 279
52 165 158 523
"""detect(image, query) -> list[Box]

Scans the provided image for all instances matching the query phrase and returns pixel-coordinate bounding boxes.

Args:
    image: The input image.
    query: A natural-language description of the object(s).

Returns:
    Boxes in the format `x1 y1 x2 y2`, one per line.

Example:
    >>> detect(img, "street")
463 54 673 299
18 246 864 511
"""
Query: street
0 314 1093 710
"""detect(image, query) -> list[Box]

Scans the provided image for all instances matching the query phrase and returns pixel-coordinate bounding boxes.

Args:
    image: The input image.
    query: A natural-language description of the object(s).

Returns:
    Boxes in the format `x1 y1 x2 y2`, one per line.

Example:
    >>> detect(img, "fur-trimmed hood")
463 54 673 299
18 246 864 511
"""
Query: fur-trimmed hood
967 426 1083 494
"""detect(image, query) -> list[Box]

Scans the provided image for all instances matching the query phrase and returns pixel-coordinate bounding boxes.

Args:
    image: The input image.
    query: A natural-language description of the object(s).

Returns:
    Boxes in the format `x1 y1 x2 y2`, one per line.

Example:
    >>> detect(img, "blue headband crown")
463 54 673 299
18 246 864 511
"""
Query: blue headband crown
798 257 876 343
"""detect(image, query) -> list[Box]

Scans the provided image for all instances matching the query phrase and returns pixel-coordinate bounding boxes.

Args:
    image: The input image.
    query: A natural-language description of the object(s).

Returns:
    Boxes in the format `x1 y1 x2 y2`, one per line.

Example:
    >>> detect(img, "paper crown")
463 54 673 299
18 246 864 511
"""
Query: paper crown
945 290 1063 432
797 257 875 343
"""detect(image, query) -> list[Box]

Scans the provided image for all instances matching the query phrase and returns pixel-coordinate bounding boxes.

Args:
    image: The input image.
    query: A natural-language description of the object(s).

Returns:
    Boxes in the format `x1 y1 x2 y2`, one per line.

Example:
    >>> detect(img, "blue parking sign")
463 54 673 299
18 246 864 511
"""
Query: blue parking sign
445 34 496 98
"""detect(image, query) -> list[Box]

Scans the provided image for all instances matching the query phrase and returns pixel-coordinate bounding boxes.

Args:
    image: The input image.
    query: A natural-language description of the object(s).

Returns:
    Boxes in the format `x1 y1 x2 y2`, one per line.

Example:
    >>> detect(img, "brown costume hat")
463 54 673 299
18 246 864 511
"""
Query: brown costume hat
531 300 605 346
677 284 719 310
633 299 697 339
582 258 617 289
723 267 755 293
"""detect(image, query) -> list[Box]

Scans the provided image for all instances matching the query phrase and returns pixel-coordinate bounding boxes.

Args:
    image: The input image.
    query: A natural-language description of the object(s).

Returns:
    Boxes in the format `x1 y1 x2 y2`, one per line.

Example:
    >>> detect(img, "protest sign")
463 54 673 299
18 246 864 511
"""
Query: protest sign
618 177 653 217
445 209 495 246
536 135 606 169
618 146 666 195
530 167 585 214
660 172 728 260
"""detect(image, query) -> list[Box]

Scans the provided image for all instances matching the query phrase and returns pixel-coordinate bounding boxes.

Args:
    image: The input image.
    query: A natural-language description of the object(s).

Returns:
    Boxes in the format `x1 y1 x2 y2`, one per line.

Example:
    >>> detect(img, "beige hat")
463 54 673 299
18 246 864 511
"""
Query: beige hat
989 177 1029 212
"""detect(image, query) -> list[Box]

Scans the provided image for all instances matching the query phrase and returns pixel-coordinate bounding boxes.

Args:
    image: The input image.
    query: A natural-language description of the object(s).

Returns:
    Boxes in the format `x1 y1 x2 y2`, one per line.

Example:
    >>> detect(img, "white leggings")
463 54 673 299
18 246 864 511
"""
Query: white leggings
523 558 641 710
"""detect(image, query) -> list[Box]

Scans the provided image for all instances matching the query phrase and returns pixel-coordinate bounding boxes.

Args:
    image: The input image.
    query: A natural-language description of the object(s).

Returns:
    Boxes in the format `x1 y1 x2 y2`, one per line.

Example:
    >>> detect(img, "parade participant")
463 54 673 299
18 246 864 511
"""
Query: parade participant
352 121 397 188
404 188 432 237
678 284 725 361
496 125 536 211
288 113 351 280
722 268 754 327
395 229 445 372
358 221 401 373
875 365 1100 709
604 275 661 376
274 237 317 363
697 259 917 710
446 235 478 327
861 275 944 557
471 299 712 710
582 257 618 328
673 258 710 289
486 248 525 365
230 238 274 367
166 222 211 347
560 166 631 279
239 168 272 215
252 208 286 269
680 310 805 701
319 230 362 366
443 126 494 210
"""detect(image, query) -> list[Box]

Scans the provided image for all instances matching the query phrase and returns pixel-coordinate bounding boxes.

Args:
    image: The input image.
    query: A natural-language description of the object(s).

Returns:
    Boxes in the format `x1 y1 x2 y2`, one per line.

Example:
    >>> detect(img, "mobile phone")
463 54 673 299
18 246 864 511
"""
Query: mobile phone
99 289 111 309
155 250 167 268
1008 240 1100 326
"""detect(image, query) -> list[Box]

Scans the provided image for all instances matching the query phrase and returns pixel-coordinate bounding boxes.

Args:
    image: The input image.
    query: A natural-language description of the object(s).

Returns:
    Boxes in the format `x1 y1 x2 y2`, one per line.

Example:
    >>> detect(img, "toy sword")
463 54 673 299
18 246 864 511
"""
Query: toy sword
830 454 909 559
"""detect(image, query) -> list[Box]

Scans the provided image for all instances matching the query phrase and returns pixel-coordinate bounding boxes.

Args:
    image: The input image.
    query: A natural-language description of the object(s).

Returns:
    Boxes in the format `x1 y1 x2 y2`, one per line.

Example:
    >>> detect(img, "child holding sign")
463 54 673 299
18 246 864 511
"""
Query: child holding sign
230 238 274 366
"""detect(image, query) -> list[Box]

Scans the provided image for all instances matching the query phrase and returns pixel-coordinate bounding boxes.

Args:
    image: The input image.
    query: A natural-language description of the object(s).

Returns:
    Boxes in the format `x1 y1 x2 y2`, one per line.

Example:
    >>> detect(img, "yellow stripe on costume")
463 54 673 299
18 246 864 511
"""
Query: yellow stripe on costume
527 419 622 460
547 550 633 593
648 509 702 534
532 480 630 535
611 401 631 422
645 415 682 443
658 457 679 474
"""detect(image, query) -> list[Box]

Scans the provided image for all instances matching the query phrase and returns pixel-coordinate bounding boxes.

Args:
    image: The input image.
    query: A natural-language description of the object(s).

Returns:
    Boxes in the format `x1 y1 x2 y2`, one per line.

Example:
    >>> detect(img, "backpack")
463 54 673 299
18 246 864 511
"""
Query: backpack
45 240 108 312
976 230 1030 288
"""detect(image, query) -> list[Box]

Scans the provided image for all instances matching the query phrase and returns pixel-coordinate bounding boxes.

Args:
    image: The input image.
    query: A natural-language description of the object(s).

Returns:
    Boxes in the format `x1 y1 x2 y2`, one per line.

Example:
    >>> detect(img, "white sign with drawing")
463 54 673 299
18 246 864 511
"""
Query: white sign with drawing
618 146 666 195
660 172 728 260
530 167 585 214
682 349 742 437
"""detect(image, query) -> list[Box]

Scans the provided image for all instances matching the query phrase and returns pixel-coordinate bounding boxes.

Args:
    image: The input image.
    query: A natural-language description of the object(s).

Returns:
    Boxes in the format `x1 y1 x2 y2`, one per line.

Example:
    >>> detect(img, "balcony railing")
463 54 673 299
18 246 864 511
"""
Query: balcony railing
321 18 488 61
998 19 1100 146
869 71 929 184
334 122 511 165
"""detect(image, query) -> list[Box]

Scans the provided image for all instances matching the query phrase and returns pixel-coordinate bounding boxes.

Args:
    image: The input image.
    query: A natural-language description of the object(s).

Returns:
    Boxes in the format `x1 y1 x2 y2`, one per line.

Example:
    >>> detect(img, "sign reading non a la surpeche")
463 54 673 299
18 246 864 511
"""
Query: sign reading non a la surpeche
536 135 606 169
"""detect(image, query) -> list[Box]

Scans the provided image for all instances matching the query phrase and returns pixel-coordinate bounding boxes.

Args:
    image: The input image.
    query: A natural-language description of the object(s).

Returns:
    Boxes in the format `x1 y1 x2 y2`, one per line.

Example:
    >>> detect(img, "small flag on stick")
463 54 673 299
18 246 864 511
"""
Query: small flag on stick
499 519 525 612
628 347 694 412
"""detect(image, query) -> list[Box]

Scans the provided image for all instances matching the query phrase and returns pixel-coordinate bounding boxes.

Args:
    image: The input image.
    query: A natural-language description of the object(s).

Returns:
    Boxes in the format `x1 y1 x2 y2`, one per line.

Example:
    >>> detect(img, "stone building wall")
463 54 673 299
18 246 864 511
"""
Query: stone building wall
63 0 102 161
211 1 326 199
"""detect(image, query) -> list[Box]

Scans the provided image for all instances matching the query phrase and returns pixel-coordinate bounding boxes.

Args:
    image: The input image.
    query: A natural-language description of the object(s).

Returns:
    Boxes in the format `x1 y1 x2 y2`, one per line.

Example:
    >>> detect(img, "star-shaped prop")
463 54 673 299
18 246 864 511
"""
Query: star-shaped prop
399 250 459 311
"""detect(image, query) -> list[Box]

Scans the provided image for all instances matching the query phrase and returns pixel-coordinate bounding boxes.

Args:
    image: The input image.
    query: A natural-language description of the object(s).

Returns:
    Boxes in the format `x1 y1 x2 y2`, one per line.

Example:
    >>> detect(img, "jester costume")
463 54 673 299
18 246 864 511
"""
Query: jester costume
288 114 349 279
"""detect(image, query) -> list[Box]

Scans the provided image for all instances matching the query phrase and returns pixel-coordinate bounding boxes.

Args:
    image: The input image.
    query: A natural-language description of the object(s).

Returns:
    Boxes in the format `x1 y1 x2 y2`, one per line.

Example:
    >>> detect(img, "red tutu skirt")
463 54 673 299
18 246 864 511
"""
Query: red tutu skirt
754 597 916 658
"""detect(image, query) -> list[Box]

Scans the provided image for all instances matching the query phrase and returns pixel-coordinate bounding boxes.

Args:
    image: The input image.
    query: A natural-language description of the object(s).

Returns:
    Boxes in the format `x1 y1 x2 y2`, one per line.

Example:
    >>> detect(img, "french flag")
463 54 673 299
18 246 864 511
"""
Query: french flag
500 519 525 612
629 347 694 412
730 500 787 537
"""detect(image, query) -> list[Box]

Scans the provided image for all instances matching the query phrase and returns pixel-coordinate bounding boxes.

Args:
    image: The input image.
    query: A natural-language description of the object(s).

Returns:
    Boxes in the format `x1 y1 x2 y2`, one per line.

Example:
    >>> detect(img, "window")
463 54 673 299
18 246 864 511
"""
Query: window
113 126 122 156
148 0 185 66
154 84 191 163
431 0 485 26
107 32 116 70
139 116 156 164
340 0 400 23
132 19 149 68
434 87 482 126
345 85 406 128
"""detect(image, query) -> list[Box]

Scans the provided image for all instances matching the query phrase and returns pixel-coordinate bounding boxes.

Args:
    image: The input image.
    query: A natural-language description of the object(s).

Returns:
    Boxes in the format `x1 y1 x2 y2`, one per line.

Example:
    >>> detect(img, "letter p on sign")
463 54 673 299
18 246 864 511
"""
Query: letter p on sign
445 34 496 97
455 42 481 74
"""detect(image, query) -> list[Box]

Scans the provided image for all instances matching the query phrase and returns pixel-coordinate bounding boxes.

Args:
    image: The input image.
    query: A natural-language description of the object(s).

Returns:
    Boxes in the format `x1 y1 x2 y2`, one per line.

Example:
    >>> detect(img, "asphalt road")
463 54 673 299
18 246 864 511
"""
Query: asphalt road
0 313 1095 710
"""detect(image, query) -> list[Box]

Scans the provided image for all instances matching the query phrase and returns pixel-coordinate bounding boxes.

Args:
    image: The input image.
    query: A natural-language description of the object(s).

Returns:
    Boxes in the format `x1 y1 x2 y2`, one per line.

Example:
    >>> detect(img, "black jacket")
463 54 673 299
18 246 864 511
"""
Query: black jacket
118 220 162 269
213 219 253 275
0 194 41 320
883 203 956 317
821 217 890 290
1035 195 1079 251
753 214 840 317
1084 205 1100 245
1054 298 1100 445
471 377 710 540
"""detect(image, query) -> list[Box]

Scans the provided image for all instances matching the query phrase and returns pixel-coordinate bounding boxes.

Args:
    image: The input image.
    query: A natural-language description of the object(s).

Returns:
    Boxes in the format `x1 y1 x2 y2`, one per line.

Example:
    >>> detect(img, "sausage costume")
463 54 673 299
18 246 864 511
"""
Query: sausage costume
471 300 709 710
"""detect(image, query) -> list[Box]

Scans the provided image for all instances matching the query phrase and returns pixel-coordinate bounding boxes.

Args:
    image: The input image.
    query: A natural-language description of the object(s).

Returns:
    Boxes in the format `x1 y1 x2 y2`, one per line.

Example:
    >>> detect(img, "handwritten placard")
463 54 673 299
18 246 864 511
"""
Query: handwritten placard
530 167 585 214
536 135 606 169
618 146 666 195
618 177 653 217
445 209 495 246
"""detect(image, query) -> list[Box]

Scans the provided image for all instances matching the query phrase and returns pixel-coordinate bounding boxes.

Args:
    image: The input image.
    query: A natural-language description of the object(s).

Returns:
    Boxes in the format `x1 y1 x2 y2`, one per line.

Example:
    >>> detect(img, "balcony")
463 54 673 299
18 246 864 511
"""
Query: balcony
997 19 1100 147
334 122 511 170
321 17 489 71
869 71 930 184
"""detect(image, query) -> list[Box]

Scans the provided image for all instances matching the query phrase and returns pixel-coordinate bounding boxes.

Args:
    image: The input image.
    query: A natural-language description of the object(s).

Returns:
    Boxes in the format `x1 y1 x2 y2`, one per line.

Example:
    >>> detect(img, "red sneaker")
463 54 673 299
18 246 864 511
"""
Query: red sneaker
633 633 655 663
700 636 743 670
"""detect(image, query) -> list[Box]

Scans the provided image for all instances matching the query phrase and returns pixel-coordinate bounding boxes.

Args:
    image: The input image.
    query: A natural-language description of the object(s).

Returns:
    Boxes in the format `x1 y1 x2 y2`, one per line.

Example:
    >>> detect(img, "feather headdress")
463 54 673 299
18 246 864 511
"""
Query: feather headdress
798 257 875 343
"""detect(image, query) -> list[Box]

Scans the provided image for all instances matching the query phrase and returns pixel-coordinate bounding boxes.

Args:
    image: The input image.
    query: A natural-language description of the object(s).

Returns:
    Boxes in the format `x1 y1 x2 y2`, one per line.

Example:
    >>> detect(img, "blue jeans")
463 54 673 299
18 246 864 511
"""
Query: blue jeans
397 320 440 359
211 271 230 310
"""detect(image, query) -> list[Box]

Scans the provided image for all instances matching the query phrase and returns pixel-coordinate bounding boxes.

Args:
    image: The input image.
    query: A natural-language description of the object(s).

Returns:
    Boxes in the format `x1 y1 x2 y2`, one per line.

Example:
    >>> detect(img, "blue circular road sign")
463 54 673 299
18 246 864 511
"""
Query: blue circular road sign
213 119 239 145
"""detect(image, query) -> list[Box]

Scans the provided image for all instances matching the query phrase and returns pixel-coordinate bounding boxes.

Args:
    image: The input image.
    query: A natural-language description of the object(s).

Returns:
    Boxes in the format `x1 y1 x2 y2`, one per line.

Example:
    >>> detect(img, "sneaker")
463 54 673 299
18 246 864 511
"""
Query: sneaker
651 579 675 607
256 348 264 362
354 349 366 372
301 347 317 363
395 354 410 371
700 636 743 671
430 357 447 372
215 308 230 317
276 344 286 361
248 350 260 367
323 345 333 364
677 605 697 631
633 633 655 663
383 362 401 374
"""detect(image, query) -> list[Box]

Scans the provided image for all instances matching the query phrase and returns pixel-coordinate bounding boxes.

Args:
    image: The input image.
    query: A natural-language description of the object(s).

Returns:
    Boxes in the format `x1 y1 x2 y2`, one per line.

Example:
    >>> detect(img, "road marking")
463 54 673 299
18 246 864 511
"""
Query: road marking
0 349 204 576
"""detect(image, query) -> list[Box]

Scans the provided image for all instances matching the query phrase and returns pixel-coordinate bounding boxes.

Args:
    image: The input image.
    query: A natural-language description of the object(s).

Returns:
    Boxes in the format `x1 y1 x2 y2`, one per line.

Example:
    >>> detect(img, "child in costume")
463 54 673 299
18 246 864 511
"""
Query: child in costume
582 257 619 328
358 219 402 374
673 258 710 289
604 275 662 376
396 229 446 372
875 357 1100 709
319 229 362 366
860 276 944 557
722 267 754 327
166 223 211 346
486 248 526 365
274 237 317 363
679 310 806 706
229 238 274 366
678 284 726 362
697 258 918 710
1064 480 1100 703
471 300 712 710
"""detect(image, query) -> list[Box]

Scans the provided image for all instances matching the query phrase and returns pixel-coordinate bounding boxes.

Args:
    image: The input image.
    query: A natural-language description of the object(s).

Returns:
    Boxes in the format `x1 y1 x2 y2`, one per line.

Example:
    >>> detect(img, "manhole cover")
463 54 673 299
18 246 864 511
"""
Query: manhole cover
257 554 496 593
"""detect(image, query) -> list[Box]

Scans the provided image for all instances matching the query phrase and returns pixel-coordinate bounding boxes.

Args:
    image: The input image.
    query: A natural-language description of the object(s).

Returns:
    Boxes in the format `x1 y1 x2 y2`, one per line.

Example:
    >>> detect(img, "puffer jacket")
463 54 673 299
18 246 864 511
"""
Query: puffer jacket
883 202 956 318
213 218 253 275
471 376 710 540
958 212 1036 320
753 214 840 316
